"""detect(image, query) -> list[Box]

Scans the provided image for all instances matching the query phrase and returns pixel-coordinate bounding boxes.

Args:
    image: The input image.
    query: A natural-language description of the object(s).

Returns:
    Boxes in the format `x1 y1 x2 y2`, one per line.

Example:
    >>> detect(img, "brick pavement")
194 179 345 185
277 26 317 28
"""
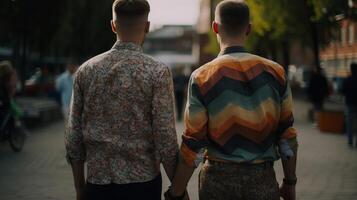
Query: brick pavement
0 100 356 200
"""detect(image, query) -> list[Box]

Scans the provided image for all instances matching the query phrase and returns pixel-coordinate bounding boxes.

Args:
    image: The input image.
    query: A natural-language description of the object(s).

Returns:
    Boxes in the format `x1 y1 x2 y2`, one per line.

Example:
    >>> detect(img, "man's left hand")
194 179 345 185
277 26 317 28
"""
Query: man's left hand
280 182 296 200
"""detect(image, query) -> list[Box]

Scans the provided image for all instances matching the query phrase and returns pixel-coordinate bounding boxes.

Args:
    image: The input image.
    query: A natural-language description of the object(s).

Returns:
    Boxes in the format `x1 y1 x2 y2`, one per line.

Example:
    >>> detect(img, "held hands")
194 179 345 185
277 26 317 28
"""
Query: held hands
279 182 296 200
164 188 190 200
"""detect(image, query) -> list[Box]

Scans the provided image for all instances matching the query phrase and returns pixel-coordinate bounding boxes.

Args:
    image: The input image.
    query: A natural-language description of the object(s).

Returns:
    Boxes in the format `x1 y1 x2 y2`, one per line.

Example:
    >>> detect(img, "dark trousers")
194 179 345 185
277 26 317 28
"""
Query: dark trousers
346 106 357 146
85 174 162 200
175 91 184 120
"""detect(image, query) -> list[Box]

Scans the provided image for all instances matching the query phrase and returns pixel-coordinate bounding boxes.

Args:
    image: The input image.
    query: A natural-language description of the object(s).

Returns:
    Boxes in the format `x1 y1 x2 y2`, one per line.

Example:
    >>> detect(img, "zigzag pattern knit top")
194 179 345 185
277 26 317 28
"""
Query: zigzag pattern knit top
180 46 298 167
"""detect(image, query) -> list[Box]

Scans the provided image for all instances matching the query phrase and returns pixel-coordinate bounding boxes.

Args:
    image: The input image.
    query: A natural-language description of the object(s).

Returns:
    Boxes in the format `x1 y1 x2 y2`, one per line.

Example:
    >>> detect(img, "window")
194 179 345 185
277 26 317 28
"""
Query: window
341 26 347 45
349 24 354 44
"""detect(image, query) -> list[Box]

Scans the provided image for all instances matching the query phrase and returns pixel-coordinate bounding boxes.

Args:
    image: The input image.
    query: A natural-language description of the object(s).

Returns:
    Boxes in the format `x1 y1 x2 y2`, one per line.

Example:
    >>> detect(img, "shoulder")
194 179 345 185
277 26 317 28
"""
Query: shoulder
80 51 113 70
192 53 287 87
75 51 113 78
190 58 218 81
140 53 171 78
250 54 286 75
142 53 168 69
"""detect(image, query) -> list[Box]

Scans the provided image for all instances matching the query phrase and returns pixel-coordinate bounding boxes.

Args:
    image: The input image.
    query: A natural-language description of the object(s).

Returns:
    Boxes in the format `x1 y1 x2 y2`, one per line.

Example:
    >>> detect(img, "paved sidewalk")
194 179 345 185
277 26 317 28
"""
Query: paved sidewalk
0 100 356 200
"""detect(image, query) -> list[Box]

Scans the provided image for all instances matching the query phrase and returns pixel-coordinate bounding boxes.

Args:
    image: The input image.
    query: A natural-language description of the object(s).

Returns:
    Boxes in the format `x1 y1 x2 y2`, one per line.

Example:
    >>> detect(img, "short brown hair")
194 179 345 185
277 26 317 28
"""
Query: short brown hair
0 61 16 93
0 61 15 81
112 0 150 25
216 0 250 37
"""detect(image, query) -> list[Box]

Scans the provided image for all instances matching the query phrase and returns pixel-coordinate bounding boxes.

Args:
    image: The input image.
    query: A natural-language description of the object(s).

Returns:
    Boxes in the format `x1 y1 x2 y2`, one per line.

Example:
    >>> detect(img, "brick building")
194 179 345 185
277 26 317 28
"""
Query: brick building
320 19 357 78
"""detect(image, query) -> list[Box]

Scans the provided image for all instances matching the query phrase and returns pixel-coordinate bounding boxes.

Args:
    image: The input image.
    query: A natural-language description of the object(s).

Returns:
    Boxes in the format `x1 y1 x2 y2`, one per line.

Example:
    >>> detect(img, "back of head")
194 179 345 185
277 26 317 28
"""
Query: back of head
216 0 250 37
0 61 15 95
112 0 150 30
67 58 80 74
351 63 357 77
0 61 15 82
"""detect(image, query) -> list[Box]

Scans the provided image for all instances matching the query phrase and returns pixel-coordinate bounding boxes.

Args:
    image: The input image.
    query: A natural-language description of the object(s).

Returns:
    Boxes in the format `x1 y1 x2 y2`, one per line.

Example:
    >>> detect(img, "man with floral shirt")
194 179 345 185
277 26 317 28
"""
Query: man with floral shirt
65 1 179 200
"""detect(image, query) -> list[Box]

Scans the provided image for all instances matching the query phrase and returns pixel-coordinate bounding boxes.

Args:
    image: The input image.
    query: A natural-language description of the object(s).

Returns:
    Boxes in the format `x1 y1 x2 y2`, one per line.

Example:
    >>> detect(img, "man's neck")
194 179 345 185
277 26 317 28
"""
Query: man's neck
117 36 143 46
219 37 245 51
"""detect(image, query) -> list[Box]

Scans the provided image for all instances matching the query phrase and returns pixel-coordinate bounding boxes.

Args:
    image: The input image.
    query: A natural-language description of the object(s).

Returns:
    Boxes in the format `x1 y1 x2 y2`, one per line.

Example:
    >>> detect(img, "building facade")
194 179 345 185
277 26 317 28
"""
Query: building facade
143 25 198 69
320 19 357 78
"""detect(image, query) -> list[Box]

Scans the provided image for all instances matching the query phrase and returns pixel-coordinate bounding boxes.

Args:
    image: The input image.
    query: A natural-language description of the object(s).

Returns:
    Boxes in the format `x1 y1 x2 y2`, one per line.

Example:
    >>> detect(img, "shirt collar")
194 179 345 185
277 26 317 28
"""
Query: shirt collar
219 46 246 56
112 40 143 52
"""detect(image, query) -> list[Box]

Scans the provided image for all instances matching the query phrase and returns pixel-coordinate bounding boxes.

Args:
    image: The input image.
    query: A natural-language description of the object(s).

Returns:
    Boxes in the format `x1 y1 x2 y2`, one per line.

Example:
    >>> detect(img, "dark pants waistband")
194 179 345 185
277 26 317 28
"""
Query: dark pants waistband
85 174 162 200
206 159 274 169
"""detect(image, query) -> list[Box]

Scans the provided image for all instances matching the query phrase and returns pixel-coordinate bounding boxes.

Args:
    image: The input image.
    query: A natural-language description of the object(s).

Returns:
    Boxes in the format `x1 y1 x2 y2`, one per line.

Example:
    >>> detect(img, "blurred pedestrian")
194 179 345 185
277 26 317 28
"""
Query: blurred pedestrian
166 1 298 200
55 60 78 124
0 61 23 120
0 61 18 125
0 61 27 143
65 1 179 200
173 67 190 120
341 63 357 147
307 67 329 112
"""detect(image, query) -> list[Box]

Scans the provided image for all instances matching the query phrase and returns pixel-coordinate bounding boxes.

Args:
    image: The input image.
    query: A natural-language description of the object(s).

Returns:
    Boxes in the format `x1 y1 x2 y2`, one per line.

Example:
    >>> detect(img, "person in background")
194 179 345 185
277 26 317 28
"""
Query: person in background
165 1 298 200
65 1 179 200
173 66 190 120
341 63 357 147
1 61 16 124
0 61 24 134
55 60 78 123
307 67 329 112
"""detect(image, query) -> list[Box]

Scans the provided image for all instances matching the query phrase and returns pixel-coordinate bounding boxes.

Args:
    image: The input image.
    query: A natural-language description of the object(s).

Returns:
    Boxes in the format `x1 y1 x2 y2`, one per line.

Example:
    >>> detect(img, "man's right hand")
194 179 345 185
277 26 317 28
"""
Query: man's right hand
164 188 190 200
279 183 296 200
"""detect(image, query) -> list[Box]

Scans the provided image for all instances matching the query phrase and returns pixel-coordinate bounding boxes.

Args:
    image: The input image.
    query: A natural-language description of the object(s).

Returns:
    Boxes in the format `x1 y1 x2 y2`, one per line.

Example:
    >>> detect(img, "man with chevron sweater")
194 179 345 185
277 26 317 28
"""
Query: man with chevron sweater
165 1 298 200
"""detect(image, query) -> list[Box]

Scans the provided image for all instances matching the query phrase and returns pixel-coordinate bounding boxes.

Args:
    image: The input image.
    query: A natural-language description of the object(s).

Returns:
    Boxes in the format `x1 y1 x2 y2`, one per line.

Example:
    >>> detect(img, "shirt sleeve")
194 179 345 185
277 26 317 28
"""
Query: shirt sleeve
278 80 298 152
55 75 62 92
65 70 86 163
179 75 209 167
151 65 179 171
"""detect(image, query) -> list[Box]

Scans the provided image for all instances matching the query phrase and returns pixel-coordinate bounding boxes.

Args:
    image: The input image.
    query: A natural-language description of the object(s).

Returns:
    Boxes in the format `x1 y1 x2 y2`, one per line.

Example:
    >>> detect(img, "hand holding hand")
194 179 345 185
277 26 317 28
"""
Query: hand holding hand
280 182 296 200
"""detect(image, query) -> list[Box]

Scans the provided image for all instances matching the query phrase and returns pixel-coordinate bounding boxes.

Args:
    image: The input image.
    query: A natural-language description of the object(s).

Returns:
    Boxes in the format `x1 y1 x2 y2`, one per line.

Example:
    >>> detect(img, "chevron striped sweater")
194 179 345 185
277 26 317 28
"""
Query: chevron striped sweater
180 47 298 167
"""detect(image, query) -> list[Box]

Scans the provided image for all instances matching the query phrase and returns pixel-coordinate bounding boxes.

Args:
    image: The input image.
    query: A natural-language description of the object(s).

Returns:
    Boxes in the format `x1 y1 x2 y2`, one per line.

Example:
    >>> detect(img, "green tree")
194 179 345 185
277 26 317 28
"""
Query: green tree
55 0 114 60
245 0 356 69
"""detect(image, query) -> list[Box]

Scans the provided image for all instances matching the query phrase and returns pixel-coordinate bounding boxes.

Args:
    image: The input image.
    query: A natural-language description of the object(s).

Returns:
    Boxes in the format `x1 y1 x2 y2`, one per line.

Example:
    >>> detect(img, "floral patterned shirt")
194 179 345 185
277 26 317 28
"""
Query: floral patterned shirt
65 41 179 184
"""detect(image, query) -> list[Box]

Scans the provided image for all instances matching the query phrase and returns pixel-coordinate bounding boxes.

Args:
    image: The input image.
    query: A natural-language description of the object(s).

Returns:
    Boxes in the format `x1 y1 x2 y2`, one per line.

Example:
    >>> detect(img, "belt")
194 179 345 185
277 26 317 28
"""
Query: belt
206 158 274 169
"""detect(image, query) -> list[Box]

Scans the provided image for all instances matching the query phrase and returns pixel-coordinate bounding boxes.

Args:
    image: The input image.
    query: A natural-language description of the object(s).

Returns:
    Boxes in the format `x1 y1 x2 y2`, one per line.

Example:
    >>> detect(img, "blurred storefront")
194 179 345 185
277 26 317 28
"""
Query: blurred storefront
320 19 357 79
143 25 198 70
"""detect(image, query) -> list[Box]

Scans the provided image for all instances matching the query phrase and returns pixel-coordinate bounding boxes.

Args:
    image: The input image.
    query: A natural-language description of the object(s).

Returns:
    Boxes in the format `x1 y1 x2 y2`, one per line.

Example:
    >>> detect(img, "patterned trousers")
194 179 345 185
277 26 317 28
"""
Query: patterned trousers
199 160 280 200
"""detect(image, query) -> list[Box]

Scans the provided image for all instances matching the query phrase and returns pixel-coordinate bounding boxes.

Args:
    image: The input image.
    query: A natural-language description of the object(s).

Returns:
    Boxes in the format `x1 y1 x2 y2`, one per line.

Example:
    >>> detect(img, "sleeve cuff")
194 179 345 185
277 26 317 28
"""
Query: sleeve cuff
179 143 204 168
66 153 86 165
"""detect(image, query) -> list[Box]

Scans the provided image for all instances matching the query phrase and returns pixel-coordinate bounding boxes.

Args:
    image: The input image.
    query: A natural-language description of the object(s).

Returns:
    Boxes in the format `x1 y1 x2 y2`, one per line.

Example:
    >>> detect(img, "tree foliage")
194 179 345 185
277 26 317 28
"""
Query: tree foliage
0 0 115 63
244 0 356 68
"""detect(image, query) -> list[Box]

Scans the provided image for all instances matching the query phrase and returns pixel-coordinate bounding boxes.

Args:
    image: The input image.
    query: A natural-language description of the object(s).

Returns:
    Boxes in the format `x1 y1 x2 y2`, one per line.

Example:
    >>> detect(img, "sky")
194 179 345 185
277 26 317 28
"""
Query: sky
148 0 200 27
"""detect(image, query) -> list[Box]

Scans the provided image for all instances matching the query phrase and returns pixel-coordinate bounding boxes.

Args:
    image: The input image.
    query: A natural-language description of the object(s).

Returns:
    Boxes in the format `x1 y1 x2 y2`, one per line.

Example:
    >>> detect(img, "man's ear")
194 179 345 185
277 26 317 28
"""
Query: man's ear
245 23 252 36
212 21 219 34
145 21 150 33
111 20 117 34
